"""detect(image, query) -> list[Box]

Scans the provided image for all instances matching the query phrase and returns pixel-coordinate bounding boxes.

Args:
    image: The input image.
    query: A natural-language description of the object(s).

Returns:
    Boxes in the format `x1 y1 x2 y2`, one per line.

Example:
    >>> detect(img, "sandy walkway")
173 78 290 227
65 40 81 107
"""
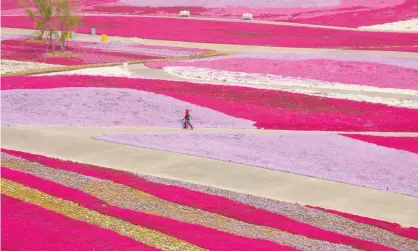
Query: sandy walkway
2 125 418 227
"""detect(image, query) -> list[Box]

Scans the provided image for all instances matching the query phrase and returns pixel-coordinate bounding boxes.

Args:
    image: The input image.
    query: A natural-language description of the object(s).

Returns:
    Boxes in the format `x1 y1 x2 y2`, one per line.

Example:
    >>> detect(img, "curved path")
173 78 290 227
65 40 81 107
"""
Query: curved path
2 125 418 227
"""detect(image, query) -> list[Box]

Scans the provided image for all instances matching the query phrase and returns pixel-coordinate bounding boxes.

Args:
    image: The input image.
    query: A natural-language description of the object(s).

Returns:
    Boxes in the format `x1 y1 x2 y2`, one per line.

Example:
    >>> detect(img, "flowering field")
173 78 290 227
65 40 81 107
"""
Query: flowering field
2 149 417 251
145 52 418 108
0 38 207 66
3 0 416 28
94 133 418 196
1 38 157 65
2 16 418 52
147 52 418 91
2 75 418 131
1 87 254 128
159 66 418 108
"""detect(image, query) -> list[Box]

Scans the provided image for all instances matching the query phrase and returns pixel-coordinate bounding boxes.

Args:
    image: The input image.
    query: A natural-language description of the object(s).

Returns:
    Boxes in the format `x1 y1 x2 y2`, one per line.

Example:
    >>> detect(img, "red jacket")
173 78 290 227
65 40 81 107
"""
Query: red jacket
184 109 190 120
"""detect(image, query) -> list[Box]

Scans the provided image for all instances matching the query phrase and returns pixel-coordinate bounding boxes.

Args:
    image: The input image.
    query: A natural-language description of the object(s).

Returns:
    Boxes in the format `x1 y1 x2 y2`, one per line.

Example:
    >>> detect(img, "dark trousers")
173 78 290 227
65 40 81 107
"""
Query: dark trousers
184 119 193 129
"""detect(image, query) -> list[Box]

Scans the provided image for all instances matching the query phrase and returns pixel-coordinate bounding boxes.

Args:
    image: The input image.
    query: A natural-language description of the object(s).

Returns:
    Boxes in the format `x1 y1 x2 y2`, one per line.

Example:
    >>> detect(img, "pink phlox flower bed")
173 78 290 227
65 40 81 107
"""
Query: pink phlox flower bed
93 133 418 196
1 87 255 128
148 51 418 70
2 75 418 132
341 135 418 154
0 38 159 65
1 0 22 10
2 16 418 52
148 57 418 91
1 195 158 251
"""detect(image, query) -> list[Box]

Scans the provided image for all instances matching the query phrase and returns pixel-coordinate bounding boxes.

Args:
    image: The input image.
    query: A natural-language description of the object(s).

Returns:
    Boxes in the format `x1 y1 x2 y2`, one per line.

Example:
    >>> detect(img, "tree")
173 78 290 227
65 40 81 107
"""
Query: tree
20 0 80 53
55 0 80 51
19 0 54 40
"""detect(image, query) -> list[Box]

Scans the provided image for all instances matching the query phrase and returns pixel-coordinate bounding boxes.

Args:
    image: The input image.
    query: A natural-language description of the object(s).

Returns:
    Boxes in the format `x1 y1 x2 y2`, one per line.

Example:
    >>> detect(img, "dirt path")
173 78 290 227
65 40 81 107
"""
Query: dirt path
5 125 418 137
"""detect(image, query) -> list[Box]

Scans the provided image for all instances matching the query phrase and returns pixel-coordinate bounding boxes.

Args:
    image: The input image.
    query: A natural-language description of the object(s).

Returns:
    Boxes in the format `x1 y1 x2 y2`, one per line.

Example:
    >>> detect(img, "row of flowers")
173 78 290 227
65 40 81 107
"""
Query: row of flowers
2 16 418 52
2 149 417 251
0 37 208 66
148 51 418 70
2 75 418 131
0 38 157 65
1 59 61 75
2 195 157 251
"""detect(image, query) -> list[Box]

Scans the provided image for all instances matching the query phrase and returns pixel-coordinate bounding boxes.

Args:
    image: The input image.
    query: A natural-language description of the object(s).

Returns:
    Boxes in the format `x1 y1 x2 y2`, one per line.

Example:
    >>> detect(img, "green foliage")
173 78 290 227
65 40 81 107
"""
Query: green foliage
19 0 81 52
55 0 81 51
20 0 54 39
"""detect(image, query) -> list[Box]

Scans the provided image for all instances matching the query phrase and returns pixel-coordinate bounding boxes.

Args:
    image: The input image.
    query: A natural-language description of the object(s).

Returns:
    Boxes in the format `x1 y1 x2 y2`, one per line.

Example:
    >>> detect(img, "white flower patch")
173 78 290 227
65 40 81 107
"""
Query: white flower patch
1 60 61 74
0 34 28 41
39 65 138 77
164 66 418 109
359 19 418 32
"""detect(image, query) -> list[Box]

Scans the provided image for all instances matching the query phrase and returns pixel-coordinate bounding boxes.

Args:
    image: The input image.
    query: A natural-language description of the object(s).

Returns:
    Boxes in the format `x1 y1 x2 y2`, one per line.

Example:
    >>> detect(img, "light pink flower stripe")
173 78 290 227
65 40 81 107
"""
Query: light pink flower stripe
93 133 418 196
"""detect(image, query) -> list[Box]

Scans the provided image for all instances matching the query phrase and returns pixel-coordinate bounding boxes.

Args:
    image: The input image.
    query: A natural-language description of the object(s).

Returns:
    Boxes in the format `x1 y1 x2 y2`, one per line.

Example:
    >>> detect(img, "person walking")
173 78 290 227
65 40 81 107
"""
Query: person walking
183 109 193 130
